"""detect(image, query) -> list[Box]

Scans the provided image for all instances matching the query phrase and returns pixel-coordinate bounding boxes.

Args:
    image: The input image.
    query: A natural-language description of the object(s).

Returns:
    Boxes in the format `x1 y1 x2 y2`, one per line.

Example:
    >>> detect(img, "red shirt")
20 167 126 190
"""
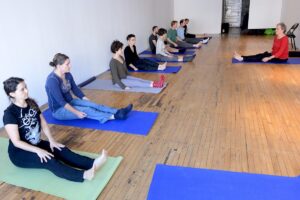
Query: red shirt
271 35 289 59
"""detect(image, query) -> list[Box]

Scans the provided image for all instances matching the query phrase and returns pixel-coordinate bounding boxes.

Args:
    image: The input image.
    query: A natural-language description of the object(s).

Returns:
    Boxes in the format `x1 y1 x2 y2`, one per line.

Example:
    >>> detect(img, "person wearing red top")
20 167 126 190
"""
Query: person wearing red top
234 23 288 63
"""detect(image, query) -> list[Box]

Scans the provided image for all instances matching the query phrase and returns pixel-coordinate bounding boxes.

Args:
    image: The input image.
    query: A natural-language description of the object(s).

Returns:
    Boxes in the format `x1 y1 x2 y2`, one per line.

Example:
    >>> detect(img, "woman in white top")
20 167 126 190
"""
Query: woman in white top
156 28 195 62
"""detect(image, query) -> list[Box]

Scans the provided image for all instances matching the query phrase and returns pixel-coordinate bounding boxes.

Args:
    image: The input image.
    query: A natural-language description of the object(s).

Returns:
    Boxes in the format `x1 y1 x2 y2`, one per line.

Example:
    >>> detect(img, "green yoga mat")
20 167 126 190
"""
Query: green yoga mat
0 137 123 200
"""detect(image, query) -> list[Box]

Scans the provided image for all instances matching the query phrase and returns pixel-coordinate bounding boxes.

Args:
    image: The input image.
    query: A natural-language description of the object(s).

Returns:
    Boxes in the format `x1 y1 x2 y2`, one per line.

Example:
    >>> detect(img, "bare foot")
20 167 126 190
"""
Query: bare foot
193 43 202 48
178 55 183 62
158 62 167 70
234 51 243 61
93 149 108 171
83 165 95 181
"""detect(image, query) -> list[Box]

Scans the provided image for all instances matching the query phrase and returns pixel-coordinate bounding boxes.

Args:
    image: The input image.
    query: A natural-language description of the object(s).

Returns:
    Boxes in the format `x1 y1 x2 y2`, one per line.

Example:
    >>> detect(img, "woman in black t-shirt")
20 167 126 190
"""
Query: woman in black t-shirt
2 77 109 182
124 34 167 71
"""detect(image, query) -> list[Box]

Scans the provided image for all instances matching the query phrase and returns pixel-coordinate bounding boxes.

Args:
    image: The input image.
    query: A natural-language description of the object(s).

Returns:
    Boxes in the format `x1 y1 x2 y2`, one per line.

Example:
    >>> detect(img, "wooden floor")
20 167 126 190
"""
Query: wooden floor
1 34 300 199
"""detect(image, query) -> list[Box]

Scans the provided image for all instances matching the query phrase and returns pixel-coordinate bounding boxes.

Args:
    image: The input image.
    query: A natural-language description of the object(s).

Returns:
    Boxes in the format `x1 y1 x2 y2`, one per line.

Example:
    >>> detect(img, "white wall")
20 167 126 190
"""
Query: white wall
281 0 300 49
174 0 223 34
153 0 174 29
248 0 283 29
0 0 174 127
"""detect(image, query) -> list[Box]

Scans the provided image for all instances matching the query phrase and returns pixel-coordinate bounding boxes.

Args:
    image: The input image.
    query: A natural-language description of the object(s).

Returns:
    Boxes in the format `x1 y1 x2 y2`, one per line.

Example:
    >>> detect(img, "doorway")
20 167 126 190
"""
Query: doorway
221 0 250 34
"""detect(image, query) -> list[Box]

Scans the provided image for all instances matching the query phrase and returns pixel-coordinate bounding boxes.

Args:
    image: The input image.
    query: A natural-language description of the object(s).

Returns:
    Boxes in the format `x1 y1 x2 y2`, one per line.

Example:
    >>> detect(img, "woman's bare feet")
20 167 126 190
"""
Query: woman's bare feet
193 43 202 48
234 51 243 61
158 62 167 70
84 149 108 181
178 55 183 62
93 149 108 171
83 165 95 181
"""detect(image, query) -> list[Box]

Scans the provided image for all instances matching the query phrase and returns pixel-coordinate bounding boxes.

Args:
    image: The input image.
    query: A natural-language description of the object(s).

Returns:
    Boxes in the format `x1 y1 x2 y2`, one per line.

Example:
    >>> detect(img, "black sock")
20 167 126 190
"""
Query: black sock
123 104 133 115
114 109 126 120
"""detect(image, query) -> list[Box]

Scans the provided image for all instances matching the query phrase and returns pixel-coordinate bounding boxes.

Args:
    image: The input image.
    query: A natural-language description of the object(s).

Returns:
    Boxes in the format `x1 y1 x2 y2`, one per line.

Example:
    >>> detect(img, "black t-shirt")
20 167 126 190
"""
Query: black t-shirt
149 34 157 53
184 25 188 36
3 103 42 146
124 45 140 67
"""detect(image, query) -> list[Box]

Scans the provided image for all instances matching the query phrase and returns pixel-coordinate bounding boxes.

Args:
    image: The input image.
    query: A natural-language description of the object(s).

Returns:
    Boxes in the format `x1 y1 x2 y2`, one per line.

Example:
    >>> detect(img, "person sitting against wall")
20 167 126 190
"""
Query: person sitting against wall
149 26 159 54
156 28 195 62
234 22 288 63
184 18 212 40
124 34 167 71
45 53 133 123
177 19 209 44
3 77 110 182
167 20 202 49
110 40 165 90
149 26 185 55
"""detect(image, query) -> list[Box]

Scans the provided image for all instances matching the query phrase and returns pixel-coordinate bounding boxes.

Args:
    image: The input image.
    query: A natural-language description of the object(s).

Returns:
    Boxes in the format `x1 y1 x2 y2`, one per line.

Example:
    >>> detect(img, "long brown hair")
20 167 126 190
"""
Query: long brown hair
3 77 40 111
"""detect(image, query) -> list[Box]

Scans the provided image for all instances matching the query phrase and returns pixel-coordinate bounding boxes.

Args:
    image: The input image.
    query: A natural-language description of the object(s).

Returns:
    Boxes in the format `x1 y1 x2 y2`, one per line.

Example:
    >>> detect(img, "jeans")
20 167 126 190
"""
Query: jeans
8 140 94 182
133 58 159 71
116 76 152 88
53 99 117 123
242 51 288 63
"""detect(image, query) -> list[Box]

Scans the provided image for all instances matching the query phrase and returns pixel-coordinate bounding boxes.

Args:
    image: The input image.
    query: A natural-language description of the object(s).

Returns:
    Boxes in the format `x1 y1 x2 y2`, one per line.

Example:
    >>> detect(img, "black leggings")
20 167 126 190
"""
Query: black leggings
8 140 94 182
242 52 288 63
186 33 196 38
133 58 159 71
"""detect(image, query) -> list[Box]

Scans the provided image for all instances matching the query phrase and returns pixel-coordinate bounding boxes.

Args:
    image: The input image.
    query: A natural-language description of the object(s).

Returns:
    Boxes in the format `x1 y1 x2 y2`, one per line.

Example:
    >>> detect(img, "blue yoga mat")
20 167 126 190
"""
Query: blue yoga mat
140 50 196 55
129 66 181 74
147 164 300 200
43 109 158 136
140 57 191 63
232 58 300 64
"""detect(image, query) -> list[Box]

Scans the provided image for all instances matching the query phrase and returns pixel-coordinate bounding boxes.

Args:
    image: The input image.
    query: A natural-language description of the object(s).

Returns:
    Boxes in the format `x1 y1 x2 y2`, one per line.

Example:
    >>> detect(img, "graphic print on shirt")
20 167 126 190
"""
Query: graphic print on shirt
19 108 41 145
61 80 71 94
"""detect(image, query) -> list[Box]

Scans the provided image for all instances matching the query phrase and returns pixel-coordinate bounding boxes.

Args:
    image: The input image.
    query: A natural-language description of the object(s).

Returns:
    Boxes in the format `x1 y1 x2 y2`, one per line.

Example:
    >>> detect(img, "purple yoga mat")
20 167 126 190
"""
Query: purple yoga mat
140 50 196 55
129 66 182 74
232 58 300 64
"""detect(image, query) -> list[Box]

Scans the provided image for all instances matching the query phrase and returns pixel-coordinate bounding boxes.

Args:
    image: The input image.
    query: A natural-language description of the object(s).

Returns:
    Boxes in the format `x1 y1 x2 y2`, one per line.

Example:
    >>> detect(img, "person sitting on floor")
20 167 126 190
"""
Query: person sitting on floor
110 40 165 90
178 19 209 44
124 34 167 71
149 26 186 55
149 26 159 54
167 21 202 49
45 53 133 123
184 18 212 40
156 28 195 62
184 18 196 38
3 77 110 182
234 22 288 63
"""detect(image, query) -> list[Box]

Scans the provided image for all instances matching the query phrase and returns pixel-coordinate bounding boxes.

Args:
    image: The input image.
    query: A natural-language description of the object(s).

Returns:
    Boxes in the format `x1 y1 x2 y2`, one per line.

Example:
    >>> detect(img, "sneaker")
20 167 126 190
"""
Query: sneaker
153 80 163 88
160 75 165 83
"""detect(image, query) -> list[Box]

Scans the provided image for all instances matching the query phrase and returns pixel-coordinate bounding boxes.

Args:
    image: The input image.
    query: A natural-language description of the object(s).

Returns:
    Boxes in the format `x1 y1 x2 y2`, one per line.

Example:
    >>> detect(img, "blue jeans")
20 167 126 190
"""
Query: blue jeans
53 99 118 123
